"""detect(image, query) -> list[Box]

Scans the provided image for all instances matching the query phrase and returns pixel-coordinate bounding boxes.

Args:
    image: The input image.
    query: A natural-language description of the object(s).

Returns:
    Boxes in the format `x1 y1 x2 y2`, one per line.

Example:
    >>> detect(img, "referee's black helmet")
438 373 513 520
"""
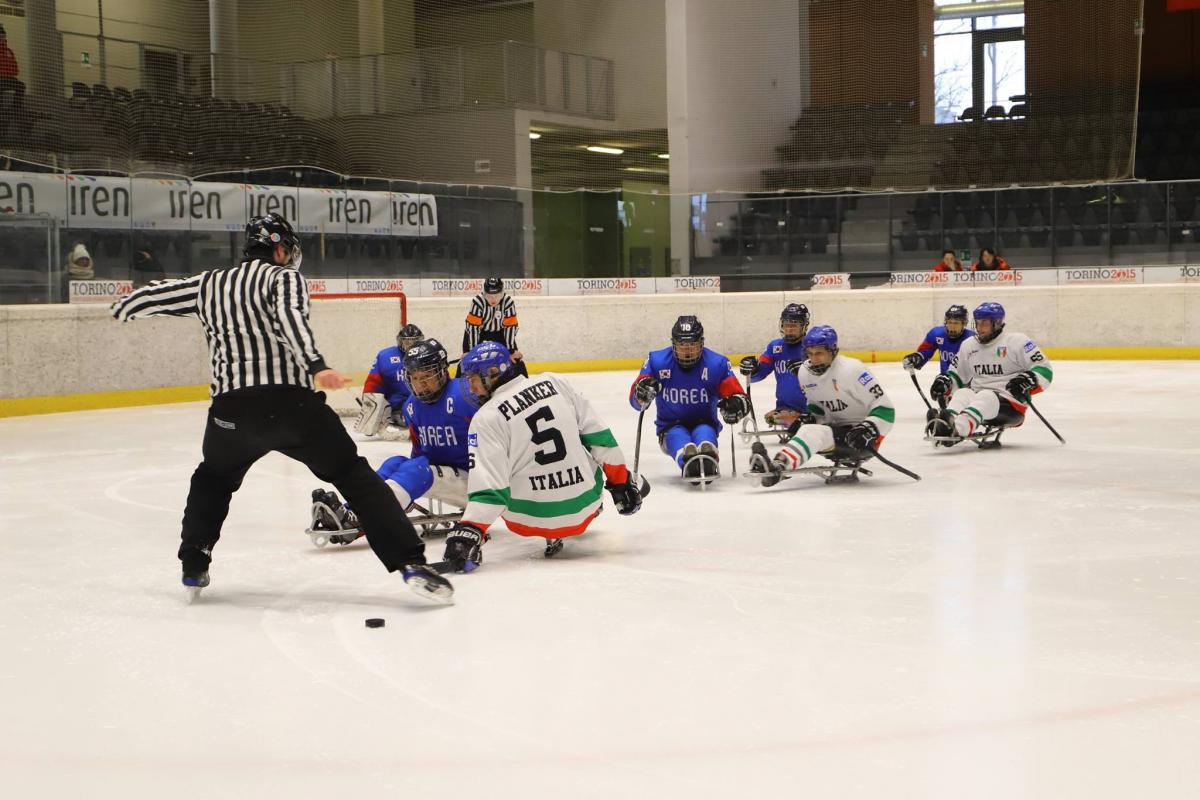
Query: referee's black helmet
244 213 302 267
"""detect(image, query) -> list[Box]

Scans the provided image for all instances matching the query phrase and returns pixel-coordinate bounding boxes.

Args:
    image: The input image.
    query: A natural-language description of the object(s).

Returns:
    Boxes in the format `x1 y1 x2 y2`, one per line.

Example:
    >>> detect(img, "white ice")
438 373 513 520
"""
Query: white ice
2 362 1199 800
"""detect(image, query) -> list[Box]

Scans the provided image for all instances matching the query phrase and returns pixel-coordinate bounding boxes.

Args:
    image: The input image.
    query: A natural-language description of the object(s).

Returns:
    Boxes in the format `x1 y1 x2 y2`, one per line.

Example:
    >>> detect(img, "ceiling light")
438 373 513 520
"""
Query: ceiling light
586 146 624 155
657 153 669 159
529 132 541 139
624 166 668 174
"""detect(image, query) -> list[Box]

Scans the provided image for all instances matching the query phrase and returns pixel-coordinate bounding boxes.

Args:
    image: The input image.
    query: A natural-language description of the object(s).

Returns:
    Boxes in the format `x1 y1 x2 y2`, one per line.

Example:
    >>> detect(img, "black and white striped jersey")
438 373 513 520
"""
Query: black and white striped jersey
111 259 328 396
462 293 519 352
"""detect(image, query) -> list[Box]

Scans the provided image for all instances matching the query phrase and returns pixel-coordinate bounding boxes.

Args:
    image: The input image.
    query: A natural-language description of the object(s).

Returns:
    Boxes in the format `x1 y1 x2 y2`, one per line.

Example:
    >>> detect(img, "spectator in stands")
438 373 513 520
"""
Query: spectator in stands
933 249 964 272
132 246 165 286
0 25 24 114
972 247 1011 271
67 243 94 280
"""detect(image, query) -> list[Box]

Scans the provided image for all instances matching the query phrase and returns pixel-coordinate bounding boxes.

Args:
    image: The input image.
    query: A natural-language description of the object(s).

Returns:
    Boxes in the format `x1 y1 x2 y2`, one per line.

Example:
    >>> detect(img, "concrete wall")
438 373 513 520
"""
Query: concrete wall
3 285 1199 401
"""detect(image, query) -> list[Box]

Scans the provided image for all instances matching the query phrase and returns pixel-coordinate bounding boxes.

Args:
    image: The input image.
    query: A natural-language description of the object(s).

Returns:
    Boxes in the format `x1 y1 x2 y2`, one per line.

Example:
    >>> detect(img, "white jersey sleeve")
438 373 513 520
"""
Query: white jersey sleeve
948 331 1053 399
563 375 631 485
803 356 896 435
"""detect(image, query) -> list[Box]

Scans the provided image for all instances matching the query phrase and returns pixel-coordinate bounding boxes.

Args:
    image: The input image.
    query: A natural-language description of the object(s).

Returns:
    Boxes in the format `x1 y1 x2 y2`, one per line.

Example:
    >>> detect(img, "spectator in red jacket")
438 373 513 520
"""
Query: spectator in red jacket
972 247 1011 271
932 249 964 272
0 24 24 113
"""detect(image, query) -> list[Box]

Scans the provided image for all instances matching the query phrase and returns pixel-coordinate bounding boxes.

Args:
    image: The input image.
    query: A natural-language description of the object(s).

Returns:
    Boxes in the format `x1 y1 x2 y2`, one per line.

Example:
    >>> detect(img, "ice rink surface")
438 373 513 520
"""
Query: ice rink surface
2 361 1199 799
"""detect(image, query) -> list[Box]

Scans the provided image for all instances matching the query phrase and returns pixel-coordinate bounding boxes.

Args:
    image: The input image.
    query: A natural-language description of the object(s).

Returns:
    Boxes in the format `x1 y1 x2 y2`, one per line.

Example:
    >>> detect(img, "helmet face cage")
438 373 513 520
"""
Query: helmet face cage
403 339 449 403
671 316 704 368
972 302 1006 343
396 323 424 352
801 325 839 375
944 304 968 339
459 341 513 406
779 303 810 344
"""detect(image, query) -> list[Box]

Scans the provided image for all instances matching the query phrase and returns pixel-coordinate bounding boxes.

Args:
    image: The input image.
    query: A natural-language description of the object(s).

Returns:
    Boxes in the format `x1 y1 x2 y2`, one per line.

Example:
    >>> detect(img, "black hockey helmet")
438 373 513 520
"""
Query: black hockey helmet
779 303 810 344
483 276 504 295
396 323 424 352
243 212 301 267
944 304 969 340
403 338 449 403
671 315 704 368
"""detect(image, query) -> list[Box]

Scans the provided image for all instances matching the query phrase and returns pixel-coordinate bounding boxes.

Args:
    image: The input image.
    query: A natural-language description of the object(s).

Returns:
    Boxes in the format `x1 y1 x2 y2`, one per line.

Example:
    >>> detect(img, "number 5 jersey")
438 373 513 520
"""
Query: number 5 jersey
462 373 631 538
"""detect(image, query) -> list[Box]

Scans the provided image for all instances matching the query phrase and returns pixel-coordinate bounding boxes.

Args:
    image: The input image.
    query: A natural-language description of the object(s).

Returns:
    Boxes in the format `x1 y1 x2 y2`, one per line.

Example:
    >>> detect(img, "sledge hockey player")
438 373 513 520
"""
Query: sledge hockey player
311 339 474 544
901 304 975 375
739 302 810 428
749 325 895 486
925 301 1053 446
629 315 750 484
354 323 425 437
440 341 644 571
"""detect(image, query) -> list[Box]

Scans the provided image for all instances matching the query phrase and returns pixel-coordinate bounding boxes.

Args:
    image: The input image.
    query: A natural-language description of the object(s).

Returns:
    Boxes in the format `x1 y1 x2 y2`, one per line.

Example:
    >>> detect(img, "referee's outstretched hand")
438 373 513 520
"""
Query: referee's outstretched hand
314 369 351 389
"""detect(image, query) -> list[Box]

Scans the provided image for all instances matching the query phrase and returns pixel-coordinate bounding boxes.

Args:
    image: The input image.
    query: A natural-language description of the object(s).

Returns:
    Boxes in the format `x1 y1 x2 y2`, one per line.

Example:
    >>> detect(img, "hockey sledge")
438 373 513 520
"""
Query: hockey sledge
305 496 463 548
743 459 873 486
738 418 791 446
924 424 1008 449
682 453 720 490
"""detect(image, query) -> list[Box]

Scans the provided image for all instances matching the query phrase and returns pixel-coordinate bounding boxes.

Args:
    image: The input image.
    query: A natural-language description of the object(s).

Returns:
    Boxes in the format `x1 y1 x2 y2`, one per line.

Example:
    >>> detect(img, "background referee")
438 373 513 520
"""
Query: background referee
461 275 528 377
111 213 453 604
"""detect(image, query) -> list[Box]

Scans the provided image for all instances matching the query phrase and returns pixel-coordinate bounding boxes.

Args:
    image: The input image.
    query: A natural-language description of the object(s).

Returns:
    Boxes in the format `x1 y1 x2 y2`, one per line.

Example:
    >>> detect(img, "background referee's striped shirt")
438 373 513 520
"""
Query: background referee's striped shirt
111 259 327 396
463 293 519 350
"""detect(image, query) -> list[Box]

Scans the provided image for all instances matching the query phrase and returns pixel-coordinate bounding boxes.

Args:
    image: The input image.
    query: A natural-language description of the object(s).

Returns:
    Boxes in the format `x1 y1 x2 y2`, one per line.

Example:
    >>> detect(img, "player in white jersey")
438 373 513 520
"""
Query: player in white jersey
440 341 644 571
925 301 1053 444
749 325 896 486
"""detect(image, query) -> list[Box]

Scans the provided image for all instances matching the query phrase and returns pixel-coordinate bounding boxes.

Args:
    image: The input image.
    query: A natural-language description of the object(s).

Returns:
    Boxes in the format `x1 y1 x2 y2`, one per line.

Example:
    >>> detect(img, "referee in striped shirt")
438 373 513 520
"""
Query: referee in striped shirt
461 276 527 376
111 213 452 603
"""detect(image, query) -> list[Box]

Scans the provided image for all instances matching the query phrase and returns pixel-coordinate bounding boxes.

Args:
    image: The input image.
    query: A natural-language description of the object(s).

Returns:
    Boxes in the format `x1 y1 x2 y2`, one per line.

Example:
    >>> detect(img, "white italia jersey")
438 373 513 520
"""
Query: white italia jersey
796 355 895 435
463 373 630 538
947 330 1053 399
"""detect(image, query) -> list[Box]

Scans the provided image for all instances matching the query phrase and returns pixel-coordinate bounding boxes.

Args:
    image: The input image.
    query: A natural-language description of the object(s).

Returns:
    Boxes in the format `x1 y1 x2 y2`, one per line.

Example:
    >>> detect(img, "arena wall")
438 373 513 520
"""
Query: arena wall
2 284 1199 415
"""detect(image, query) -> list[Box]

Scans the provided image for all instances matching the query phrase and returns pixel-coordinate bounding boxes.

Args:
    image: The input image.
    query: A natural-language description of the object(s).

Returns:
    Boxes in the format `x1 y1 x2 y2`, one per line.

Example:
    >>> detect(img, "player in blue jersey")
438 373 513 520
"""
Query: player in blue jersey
354 323 424 436
311 339 474 544
738 302 810 427
629 315 749 483
902 305 974 375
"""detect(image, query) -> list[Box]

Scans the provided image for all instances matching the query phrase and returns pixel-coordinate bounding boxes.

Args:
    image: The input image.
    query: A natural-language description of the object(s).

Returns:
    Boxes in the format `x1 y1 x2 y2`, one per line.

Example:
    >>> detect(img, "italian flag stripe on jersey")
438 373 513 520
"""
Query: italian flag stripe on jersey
868 406 896 423
580 429 619 448
1031 365 1053 383
467 467 605 519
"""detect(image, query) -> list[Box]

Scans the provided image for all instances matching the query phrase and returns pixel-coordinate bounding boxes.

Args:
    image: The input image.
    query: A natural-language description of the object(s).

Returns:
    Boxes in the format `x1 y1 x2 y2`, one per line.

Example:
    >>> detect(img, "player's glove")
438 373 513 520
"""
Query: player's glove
783 359 805 377
902 352 924 371
606 477 643 516
1006 370 1039 400
844 420 879 454
929 373 953 403
443 523 486 573
718 393 750 424
633 376 660 409
738 355 760 377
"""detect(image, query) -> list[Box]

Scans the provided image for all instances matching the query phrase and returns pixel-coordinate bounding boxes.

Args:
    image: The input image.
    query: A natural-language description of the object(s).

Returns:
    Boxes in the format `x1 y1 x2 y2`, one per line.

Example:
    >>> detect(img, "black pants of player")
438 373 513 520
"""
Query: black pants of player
178 385 425 576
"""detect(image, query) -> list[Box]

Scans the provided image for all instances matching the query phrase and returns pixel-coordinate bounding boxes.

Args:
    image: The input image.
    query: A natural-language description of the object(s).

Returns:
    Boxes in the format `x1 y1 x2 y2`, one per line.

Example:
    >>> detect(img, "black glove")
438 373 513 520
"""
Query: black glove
718 393 750 424
738 355 759 377
844 420 879 453
784 359 804 377
1006 371 1039 400
606 477 643 516
902 352 924 371
929 373 953 403
633 376 660 409
443 523 486 572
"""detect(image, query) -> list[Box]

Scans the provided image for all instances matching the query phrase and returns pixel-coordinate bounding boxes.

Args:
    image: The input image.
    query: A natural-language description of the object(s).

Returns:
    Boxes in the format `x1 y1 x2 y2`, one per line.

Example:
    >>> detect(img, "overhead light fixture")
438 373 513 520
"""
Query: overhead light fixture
529 132 541 139
624 166 668 174
657 153 670 159
586 145 624 155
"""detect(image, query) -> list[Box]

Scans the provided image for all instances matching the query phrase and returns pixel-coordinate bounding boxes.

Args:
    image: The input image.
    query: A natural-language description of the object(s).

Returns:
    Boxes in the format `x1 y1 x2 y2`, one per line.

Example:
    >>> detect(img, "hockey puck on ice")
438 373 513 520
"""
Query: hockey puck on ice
365 618 385 628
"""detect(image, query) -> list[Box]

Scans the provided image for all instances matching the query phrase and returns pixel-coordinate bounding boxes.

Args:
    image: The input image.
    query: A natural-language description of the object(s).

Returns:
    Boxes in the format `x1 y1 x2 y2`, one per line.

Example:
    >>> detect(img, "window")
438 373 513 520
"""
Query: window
933 2 1025 123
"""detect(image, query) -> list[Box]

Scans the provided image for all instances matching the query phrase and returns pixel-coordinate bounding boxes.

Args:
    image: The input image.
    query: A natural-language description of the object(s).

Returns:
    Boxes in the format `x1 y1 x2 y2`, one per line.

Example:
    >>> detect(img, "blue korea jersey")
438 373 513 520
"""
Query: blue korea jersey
400 378 474 471
748 337 808 411
364 345 411 409
913 326 976 374
630 346 743 435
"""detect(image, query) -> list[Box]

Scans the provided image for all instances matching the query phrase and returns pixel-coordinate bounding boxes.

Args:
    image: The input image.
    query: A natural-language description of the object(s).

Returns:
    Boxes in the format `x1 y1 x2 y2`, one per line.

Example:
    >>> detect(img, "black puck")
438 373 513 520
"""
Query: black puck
365 618 385 628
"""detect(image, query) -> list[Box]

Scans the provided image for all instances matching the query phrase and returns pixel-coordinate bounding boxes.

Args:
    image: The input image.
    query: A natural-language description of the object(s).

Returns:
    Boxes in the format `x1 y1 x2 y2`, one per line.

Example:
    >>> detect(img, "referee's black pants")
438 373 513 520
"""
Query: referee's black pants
178 386 425 576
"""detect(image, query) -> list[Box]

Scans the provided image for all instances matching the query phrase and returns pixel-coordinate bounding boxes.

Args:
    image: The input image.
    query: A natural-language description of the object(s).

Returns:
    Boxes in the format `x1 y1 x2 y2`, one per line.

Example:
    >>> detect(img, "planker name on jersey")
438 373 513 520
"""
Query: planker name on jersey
416 425 459 448
496 379 560 421
660 386 710 405
528 465 586 491
974 363 1004 376
818 398 849 412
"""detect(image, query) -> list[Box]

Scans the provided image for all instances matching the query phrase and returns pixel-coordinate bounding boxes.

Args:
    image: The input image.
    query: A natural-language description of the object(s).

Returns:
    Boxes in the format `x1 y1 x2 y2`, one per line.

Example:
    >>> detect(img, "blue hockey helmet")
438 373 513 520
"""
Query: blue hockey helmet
802 325 839 375
973 301 1006 343
459 340 515 406
779 303 810 343
670 315 704 368
403 338 449 403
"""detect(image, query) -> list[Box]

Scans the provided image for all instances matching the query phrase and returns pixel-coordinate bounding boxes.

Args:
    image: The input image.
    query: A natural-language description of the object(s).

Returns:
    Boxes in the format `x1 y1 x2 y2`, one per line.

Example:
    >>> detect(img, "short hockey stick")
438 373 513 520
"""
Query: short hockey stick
631 406 648 487
1026 395 1065 445
906 366 934 412
868 447 921 481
